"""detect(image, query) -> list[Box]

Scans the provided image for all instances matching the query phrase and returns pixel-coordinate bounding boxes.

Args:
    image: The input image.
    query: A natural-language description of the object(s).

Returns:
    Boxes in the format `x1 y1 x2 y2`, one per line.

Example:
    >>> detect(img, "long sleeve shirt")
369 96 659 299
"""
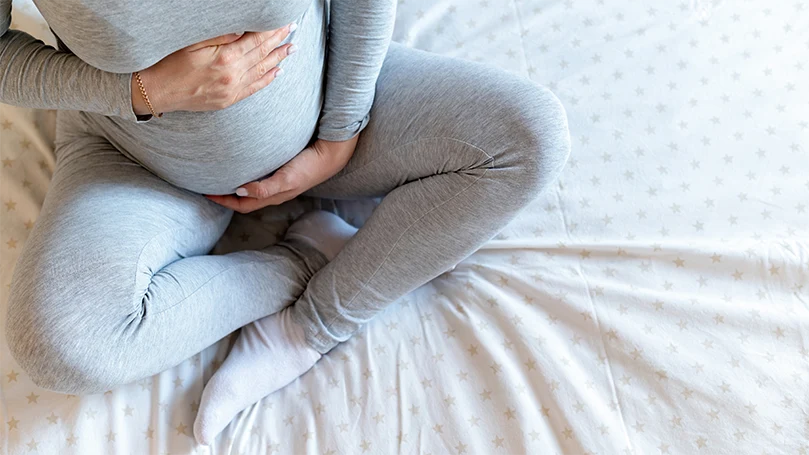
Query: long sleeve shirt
0 0 396 194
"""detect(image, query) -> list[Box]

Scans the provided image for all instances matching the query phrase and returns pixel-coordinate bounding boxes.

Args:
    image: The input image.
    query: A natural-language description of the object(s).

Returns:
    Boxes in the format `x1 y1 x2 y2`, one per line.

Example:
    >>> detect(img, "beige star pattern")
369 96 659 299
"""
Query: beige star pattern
1 0 808 454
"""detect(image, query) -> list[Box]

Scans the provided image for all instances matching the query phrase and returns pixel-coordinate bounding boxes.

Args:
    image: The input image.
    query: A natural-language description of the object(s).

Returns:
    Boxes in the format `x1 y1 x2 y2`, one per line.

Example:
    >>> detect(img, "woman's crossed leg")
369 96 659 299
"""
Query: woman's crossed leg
193 41 571 444
4 110 337 394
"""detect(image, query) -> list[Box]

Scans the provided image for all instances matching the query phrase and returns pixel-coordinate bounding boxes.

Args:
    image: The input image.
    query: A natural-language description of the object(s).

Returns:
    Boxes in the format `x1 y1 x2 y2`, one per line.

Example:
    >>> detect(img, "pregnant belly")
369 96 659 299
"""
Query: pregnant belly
87 56 326 195
85 0 327 195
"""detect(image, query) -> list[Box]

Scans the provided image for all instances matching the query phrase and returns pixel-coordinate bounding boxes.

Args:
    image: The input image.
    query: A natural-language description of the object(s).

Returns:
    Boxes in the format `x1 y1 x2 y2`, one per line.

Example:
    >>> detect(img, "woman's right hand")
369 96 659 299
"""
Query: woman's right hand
131 23 298 116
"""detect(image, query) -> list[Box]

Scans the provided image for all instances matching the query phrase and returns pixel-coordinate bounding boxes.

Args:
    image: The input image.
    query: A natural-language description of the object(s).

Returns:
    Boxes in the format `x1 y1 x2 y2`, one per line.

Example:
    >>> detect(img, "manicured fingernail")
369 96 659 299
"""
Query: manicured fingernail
289 22 298 33
287 44 298 55
236 188 248 196
276 68 285 77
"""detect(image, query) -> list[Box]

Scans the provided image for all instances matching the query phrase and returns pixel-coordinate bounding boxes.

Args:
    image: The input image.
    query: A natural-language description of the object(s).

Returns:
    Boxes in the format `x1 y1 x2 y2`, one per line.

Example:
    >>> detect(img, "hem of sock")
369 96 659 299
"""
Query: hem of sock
289 303 340 355
282 307 323 362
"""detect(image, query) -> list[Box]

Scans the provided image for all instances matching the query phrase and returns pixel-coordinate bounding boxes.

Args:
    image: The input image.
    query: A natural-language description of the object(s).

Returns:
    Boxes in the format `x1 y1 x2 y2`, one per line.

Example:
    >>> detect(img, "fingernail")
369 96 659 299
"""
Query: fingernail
287 44 298 55
289 22 298 33
276 68 285 77
236 188 248 196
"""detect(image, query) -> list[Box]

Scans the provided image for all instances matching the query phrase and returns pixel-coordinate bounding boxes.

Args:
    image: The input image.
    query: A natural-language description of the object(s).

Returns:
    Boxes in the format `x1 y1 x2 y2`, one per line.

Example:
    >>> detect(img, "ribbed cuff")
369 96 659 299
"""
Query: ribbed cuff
316 113 371 142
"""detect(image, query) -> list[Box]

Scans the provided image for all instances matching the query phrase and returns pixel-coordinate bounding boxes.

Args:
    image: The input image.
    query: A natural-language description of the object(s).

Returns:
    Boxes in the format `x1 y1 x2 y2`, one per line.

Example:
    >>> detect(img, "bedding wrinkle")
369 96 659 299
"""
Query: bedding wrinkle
572 262 635 452
3 0 807 452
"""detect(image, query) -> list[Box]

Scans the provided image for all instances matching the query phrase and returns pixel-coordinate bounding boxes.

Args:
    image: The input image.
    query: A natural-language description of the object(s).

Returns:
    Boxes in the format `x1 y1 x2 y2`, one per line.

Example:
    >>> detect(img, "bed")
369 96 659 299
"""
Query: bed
2 0 807 453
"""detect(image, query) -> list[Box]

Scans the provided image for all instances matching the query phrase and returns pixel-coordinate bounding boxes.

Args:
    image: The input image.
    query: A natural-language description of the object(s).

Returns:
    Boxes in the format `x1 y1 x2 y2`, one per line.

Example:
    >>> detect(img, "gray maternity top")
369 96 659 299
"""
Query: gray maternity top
0 0 396 194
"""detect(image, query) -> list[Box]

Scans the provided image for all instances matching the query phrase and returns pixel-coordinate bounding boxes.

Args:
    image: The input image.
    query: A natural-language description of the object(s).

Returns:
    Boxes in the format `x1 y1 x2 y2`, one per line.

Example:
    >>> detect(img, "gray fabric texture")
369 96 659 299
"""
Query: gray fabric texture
2 0 570 395
6 42 570 394
1 0 395 196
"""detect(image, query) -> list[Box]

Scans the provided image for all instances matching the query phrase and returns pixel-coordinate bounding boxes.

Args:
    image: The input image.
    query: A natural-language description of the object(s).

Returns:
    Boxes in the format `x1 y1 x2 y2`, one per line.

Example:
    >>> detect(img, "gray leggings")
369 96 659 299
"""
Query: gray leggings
5 42 570 394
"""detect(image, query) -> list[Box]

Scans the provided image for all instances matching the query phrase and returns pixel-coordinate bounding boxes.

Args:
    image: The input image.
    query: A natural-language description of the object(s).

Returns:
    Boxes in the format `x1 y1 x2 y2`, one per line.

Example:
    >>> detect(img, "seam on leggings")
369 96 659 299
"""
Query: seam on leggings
130 225 196 315
315 139 495 344
332 136 493 183
133 227 221 311
131 222 287 318
143 255 294 318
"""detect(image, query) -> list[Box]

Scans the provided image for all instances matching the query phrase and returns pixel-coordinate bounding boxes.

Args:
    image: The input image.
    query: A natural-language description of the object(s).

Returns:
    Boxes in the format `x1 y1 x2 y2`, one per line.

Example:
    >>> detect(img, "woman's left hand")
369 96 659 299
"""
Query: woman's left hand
204 135 359 213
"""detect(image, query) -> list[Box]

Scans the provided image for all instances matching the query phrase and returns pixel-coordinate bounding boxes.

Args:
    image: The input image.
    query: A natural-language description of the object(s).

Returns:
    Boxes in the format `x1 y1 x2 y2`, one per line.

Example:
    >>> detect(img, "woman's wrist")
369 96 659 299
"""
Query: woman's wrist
130 73 150 116
130 68 166 116
313 135 359 165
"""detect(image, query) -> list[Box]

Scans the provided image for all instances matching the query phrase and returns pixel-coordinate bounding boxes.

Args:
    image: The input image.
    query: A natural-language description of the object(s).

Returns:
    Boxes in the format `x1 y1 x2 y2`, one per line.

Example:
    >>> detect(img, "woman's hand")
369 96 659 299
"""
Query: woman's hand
131 23 298 115
205 135 360 213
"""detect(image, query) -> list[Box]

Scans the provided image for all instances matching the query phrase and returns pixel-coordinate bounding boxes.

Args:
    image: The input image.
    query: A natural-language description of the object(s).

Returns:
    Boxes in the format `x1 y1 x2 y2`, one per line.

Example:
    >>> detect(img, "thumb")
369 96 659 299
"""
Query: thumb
238 173 288 199
185 32 244 52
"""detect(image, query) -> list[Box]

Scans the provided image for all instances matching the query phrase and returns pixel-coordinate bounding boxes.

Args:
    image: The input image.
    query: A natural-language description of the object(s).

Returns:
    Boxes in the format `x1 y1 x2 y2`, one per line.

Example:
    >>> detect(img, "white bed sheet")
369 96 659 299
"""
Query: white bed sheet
2 0 808 454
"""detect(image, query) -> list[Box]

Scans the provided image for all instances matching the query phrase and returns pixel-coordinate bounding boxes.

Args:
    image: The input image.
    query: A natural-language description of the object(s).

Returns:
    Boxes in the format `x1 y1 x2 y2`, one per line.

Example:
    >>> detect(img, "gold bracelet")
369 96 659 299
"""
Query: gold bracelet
133 71 163 118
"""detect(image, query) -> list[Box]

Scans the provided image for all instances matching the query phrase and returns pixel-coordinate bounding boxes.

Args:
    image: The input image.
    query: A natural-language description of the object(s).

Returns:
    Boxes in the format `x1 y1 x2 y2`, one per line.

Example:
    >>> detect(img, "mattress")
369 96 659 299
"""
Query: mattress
2 0 807 454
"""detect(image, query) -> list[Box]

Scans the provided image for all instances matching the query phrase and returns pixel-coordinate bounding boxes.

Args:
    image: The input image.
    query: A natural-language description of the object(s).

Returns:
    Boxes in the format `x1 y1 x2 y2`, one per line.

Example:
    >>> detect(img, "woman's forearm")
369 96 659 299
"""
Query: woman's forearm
315 0 396 142
0 6 142 122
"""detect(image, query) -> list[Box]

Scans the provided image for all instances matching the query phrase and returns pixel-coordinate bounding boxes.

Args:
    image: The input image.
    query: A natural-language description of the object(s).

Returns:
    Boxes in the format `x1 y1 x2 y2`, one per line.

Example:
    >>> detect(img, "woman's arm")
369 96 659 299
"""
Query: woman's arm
316 0 397 142
0 0 146 122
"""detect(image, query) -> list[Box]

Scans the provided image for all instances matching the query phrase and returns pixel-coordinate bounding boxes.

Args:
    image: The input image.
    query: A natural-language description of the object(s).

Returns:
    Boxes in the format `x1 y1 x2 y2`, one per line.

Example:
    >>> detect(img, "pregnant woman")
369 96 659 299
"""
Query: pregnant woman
2 0 571 446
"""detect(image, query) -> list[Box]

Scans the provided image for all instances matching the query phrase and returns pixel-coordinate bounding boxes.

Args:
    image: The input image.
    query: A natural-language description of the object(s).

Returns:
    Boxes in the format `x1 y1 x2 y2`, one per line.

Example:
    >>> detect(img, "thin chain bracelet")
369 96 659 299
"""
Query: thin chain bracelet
133 71 163 118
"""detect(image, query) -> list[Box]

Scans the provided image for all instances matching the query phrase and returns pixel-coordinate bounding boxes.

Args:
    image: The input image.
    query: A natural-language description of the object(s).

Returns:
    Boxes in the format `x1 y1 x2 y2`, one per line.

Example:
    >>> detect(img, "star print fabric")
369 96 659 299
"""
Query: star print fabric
1 0 807 454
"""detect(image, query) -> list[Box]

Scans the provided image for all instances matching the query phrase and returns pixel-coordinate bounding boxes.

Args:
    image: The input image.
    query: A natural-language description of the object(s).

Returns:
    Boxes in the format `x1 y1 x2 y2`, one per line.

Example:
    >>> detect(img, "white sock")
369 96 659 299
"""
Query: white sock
193 307 319 445
284 210 358 261
193 211 356 446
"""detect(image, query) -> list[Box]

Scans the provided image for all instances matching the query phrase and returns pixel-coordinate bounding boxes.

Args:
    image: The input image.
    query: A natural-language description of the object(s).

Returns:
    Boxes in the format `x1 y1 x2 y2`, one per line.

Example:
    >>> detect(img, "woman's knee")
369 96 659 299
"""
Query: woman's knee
6 283 120 395
497 81 571 201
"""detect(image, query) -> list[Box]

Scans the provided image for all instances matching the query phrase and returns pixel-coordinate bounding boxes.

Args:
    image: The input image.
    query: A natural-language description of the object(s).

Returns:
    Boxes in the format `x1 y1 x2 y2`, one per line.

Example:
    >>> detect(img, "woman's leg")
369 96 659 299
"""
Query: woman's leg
4 110 342 395
194 41 571 443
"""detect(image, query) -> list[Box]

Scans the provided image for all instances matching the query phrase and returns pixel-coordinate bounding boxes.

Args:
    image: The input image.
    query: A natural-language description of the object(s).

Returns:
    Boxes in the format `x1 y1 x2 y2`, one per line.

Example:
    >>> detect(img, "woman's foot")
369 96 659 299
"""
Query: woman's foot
193 306 320 446
193 211 357 446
